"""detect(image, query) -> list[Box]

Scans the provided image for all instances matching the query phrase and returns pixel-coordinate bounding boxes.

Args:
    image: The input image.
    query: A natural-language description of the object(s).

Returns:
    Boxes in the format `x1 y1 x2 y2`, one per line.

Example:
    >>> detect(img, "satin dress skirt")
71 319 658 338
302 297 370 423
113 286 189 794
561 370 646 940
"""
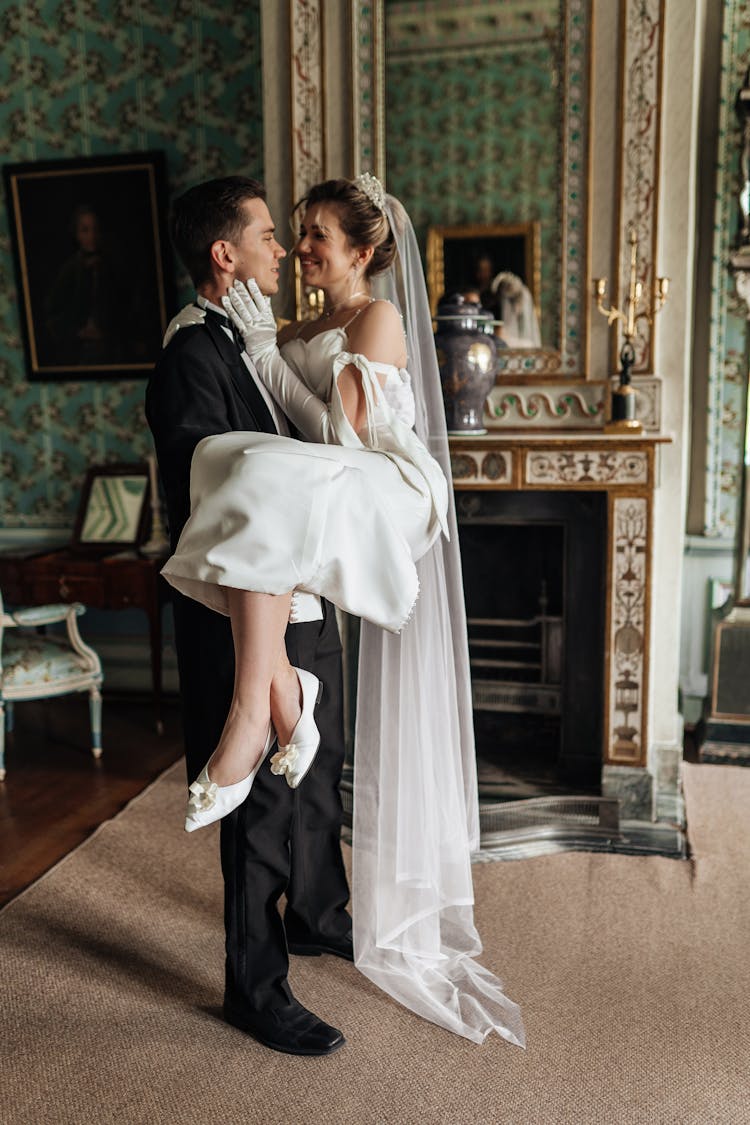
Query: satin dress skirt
161 431 438 634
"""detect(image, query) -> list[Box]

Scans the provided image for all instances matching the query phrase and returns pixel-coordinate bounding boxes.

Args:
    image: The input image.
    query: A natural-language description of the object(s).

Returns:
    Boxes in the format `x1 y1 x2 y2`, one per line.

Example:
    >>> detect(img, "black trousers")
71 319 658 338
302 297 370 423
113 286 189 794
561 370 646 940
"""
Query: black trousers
173 592 351 1013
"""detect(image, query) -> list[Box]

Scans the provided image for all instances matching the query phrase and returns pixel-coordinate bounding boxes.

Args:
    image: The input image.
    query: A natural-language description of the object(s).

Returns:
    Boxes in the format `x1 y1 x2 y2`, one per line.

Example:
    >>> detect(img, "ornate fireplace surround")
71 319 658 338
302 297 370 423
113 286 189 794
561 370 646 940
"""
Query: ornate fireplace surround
450 432 670 818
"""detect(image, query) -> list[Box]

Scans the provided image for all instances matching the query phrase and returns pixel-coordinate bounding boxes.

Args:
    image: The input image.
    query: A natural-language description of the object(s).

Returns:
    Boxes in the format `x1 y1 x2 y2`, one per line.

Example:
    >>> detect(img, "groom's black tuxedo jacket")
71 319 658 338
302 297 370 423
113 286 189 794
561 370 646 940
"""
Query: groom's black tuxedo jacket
145 312 350 1012
146 313 277 553
145 313 284 780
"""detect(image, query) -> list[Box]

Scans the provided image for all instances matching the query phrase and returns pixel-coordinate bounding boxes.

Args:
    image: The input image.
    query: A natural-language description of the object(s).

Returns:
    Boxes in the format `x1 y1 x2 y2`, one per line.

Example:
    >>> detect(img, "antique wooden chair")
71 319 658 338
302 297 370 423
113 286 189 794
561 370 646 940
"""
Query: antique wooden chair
0 592 103 779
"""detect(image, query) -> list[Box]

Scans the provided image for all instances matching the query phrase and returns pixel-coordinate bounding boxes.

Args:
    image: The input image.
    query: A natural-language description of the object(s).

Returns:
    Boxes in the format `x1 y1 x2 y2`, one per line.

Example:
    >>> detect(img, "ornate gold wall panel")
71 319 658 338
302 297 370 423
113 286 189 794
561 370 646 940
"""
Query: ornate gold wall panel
613 0 666 375
289 0 325 203
350 0 385 179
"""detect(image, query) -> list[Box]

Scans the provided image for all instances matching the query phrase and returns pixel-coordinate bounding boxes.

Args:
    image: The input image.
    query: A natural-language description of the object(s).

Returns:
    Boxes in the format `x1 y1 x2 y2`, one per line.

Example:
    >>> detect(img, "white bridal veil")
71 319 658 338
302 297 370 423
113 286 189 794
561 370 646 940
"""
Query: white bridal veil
352 191 526 1046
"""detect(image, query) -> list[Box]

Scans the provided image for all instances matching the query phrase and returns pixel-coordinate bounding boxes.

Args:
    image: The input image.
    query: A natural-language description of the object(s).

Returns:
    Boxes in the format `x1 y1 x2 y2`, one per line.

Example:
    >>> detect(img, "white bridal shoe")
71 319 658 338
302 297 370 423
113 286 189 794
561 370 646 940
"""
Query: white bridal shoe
270 667 323 789
185 724 276 832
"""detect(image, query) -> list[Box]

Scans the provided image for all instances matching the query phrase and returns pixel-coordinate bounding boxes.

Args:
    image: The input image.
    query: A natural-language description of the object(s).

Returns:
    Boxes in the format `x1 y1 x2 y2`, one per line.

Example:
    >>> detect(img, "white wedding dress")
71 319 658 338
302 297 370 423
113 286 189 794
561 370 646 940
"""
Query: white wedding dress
161 325 449 633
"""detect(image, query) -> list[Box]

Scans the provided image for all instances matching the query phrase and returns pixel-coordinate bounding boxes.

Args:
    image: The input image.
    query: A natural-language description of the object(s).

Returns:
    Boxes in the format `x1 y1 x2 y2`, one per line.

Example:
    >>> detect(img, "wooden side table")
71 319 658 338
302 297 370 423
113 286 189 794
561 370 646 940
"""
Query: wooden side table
0 546 170 732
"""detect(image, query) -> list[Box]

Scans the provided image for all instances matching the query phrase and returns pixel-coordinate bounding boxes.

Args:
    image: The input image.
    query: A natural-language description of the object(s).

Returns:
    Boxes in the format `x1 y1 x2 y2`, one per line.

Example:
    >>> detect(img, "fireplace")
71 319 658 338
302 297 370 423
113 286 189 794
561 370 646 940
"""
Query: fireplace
457 490 607 798
340 434 669 839
447 433 671 826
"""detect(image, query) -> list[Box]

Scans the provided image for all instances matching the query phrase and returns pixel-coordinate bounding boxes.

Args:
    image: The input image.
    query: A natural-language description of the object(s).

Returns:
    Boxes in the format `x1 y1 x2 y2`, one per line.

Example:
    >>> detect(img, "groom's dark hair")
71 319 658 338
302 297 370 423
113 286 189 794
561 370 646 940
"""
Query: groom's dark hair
170 176 267 286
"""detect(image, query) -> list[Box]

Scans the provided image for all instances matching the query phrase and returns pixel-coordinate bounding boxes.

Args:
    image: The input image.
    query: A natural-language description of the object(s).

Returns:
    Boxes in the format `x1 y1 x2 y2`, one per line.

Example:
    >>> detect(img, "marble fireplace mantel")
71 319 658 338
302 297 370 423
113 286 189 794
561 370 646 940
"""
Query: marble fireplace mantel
449 432 672 782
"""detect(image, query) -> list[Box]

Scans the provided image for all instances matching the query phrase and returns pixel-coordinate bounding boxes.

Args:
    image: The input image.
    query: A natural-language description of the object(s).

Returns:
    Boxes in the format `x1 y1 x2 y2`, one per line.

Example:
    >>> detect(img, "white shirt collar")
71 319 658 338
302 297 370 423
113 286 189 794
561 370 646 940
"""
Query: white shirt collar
196 294 227 317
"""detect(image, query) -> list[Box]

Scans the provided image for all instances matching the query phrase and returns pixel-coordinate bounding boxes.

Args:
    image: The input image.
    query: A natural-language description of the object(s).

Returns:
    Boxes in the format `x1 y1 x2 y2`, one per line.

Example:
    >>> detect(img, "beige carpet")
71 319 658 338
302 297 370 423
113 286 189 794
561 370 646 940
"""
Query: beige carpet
1 762 748 1125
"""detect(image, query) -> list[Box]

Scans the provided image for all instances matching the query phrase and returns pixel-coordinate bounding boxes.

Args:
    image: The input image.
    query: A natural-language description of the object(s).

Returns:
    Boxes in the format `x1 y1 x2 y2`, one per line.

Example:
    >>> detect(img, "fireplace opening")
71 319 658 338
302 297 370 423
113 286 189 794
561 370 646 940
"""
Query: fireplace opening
457 490 607 800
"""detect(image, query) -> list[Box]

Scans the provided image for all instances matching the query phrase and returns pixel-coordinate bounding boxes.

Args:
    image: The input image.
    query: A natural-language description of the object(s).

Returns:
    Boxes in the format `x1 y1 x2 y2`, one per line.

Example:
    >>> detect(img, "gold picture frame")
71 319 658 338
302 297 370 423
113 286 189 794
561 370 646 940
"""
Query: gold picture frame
426 221 541 319
3 151 173 382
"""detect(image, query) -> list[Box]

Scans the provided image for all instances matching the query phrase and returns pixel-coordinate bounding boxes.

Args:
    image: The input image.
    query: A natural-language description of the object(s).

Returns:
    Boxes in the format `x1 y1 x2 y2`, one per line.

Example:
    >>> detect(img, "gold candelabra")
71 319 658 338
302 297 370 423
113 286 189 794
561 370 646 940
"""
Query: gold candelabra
593 228 669 433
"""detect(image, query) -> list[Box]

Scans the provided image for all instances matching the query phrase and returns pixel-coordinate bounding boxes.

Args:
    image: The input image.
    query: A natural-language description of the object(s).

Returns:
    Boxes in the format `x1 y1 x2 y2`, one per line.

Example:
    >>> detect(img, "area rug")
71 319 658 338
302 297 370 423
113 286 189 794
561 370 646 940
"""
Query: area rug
1 761 747 1124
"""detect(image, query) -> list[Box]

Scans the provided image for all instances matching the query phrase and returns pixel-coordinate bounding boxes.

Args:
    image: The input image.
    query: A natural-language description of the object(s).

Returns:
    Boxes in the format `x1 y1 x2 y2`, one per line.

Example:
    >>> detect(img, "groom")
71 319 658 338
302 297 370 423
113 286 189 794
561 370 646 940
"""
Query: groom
145 176 351 1056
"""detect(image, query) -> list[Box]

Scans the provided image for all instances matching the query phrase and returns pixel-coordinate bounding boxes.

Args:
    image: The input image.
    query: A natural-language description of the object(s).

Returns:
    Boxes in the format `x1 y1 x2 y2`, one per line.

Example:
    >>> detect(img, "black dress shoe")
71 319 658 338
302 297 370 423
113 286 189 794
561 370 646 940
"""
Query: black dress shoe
223 999 345 1057
287 930 354 962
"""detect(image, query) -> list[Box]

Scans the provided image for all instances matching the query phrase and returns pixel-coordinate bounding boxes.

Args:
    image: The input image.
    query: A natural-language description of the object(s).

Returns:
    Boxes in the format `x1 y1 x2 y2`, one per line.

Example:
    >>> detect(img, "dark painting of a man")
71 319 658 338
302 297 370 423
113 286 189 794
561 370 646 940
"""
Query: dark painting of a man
44 203 129 366
4 152 171 381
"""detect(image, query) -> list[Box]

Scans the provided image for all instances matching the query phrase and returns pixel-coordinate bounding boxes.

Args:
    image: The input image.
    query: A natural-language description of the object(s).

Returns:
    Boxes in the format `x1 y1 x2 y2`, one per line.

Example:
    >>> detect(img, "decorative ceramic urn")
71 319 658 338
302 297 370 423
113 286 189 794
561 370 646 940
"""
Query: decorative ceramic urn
434 294 497 434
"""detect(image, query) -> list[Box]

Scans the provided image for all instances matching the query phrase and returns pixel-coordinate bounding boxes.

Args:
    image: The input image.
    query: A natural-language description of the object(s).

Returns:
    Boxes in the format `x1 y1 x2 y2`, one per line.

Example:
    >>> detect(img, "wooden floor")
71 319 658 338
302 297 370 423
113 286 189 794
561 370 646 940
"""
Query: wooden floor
0 694 183 908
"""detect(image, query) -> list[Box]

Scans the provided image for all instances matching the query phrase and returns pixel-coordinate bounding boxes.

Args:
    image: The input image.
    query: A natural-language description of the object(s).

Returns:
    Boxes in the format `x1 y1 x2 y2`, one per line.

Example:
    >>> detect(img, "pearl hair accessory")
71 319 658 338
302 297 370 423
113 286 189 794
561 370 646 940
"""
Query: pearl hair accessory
353 172 386 212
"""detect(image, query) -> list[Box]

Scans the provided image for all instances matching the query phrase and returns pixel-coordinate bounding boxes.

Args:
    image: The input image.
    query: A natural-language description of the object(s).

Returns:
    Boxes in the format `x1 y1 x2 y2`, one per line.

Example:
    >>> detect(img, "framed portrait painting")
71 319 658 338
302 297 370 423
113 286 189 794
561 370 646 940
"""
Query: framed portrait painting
3 151 173 381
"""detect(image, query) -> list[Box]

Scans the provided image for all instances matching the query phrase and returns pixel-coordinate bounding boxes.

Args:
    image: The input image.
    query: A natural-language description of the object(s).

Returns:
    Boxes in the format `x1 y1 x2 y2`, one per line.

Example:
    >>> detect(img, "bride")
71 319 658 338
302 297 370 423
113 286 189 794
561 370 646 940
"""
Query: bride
162 174 525 1048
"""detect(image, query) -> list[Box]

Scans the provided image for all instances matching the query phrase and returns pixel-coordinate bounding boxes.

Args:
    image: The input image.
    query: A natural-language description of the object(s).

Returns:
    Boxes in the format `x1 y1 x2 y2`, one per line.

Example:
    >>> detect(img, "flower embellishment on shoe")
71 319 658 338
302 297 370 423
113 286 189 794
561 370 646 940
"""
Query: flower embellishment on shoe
270 744 299 779
183 725 276 833
188 776 218 813
268 668 322 789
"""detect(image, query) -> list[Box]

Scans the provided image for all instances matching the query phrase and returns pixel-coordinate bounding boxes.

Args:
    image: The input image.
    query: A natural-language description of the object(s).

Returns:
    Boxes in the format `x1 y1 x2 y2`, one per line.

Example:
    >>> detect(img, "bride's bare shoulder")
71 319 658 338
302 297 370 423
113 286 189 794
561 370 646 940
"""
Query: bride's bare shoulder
355 299 401 329
347 300 406 367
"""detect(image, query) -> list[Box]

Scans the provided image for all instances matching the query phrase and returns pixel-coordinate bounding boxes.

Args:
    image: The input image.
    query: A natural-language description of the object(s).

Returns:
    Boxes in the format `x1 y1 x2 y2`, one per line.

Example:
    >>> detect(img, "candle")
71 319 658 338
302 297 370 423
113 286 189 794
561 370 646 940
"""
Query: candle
147 454 159 507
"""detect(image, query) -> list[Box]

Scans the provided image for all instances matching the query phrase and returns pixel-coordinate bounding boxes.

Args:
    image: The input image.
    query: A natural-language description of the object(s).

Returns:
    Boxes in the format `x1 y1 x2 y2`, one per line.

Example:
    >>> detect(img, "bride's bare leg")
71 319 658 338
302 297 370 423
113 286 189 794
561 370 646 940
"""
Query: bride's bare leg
270 650 304 746
206 587 293 787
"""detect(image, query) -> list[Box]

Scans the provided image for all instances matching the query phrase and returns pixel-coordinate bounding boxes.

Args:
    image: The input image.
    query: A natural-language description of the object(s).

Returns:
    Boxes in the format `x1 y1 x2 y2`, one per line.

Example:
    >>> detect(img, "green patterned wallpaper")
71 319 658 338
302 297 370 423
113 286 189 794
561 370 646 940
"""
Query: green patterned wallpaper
384 1 561 345
0 1 262 529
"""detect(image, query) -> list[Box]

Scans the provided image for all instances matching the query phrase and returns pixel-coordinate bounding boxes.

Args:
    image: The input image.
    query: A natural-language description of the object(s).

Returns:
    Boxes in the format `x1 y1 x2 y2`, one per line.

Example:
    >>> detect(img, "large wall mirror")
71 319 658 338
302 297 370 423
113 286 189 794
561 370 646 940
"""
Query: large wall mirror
381 0 592 380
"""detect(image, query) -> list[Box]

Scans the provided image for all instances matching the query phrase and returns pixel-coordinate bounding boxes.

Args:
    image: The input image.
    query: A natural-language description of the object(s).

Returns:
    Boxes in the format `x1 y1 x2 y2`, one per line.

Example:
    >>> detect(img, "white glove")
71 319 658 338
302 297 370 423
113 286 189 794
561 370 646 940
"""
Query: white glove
162 303 205 347
223 280 332 443
222 279 277 356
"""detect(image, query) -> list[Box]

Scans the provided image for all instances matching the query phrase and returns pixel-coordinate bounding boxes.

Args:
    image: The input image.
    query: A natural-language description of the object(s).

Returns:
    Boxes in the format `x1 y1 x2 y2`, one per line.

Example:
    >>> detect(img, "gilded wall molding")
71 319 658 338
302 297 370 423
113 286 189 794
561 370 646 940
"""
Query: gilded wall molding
612 0 665 375
606 496 649 765
350 0 384 179
289 0 325 201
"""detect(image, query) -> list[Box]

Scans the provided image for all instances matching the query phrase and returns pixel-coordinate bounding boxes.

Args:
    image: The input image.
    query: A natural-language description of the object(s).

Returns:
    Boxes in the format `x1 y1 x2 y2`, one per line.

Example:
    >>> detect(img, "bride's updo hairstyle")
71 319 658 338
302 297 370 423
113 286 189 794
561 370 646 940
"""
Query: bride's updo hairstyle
295 177 399 278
